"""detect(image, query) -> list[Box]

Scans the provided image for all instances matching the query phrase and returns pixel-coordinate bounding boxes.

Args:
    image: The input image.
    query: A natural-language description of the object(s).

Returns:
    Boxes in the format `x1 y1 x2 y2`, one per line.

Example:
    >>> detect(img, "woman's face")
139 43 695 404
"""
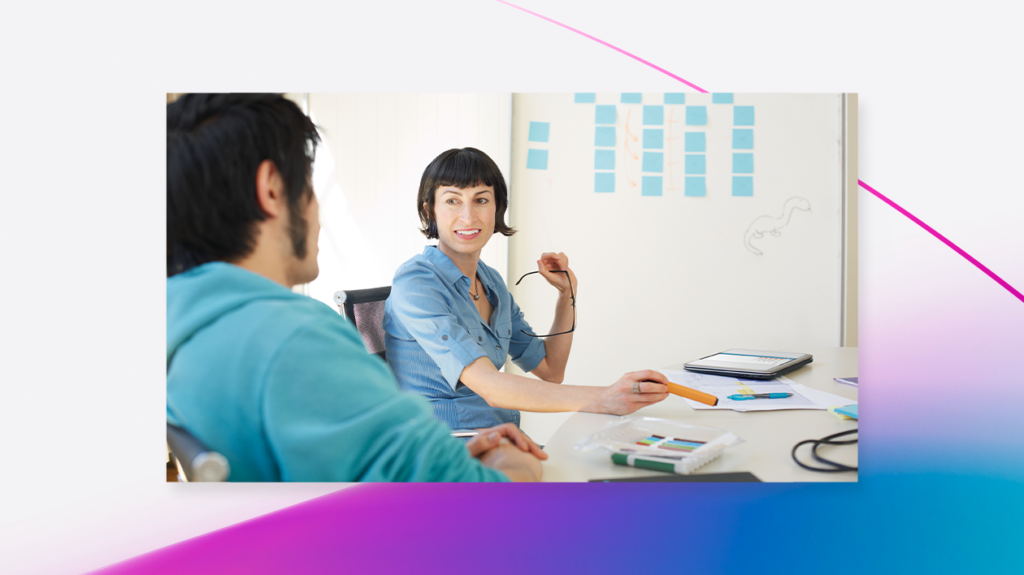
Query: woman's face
429 184 496 261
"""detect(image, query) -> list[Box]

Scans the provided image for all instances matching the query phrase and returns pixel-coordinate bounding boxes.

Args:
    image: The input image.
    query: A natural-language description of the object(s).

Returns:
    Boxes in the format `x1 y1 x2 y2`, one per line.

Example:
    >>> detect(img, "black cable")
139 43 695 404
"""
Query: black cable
791 428 858 472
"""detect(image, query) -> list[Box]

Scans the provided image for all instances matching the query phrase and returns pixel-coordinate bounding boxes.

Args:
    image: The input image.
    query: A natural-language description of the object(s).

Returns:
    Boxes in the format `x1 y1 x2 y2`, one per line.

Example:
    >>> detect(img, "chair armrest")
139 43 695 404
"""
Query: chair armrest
167 424 230 482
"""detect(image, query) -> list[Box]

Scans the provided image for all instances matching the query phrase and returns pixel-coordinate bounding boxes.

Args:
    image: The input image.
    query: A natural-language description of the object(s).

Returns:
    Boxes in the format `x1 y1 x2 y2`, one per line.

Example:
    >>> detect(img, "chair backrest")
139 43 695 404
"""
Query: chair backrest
167 423 230 482
334 286 392 361
334 287 477 440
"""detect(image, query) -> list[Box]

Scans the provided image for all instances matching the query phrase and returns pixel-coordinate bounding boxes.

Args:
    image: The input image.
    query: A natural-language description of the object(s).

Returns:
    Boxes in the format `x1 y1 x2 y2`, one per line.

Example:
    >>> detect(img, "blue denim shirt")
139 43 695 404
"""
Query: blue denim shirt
384 246 547 429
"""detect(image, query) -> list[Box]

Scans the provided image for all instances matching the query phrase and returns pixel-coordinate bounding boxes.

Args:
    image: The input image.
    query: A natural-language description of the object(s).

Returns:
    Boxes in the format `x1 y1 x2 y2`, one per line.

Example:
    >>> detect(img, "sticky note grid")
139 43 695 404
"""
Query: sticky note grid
580 94 755 197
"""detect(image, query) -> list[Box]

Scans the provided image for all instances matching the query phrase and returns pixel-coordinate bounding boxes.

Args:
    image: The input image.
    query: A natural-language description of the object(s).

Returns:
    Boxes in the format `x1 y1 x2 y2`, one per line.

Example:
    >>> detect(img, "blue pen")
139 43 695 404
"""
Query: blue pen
727 392 793 401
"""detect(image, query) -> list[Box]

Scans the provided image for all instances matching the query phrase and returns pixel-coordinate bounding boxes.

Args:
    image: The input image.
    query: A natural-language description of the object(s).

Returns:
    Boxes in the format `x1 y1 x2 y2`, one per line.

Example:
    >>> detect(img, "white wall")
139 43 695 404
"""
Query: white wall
305 93 512 310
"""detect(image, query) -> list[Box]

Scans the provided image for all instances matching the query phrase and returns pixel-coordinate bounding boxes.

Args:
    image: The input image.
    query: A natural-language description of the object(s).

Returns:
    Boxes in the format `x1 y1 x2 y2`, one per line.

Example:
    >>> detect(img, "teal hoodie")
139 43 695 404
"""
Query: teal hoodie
167 262 507 482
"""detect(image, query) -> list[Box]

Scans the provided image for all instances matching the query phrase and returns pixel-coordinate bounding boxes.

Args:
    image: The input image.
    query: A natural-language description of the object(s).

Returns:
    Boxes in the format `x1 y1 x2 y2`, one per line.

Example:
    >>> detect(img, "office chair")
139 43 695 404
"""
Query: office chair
167 423 231 482
334 287 391 361
335 287 479 439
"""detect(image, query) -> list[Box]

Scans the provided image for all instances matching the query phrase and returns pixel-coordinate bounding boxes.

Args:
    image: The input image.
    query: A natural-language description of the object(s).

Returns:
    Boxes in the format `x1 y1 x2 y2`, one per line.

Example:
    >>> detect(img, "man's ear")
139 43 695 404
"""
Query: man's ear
255 159 285 218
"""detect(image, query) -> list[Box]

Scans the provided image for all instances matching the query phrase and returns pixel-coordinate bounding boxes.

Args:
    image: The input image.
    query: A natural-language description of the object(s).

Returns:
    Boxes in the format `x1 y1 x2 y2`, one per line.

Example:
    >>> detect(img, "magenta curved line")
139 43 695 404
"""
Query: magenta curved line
859 180 1024 303
497 1 1023 304
494 0 707 93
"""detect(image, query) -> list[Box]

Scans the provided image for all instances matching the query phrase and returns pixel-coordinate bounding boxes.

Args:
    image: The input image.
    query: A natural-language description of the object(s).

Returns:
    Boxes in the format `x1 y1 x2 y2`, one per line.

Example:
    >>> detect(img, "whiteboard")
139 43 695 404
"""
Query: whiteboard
506 93 847 386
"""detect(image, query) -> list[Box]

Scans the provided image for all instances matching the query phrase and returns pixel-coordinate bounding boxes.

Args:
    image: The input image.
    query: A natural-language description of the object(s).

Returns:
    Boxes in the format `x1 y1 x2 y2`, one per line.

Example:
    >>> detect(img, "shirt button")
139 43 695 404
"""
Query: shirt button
495 345 501 350
442 335 448 340
508 330 511 335
478 336 482 341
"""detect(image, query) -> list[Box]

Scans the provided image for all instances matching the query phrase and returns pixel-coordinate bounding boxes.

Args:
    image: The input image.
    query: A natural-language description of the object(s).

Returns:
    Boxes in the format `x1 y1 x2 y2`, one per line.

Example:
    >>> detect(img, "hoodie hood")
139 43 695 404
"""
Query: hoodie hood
167 262 301 368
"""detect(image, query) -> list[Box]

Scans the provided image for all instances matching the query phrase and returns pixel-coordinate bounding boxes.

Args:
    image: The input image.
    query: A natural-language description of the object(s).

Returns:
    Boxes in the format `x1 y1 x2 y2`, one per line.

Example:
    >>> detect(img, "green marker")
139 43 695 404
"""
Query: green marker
611 452 675 473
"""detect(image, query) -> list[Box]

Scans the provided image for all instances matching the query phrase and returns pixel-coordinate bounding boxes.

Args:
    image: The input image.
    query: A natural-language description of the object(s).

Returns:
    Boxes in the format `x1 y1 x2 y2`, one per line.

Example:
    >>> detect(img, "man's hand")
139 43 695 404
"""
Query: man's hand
465 423 546 482
465 422 548 461
585 370 670 415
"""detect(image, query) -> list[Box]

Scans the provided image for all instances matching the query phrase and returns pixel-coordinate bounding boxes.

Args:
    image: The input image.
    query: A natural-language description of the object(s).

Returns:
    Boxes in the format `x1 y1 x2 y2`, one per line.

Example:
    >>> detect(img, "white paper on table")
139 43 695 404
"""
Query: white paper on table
789 384 857 409
662 370 856 412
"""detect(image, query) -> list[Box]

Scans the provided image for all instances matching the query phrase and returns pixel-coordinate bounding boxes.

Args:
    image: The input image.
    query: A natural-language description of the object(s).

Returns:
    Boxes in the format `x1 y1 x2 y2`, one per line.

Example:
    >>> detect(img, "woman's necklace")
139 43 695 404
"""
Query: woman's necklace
469 276 481 301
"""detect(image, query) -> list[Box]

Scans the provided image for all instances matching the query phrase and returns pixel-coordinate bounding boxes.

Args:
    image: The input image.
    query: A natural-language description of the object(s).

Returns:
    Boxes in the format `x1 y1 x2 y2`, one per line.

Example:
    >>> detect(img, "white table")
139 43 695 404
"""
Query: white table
540 347 858 482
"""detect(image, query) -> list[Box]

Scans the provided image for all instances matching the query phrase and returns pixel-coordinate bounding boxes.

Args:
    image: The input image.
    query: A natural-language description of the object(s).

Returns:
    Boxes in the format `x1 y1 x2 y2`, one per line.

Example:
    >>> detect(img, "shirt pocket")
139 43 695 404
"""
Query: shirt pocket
468 325 503 367
494 320 513 361
466 325 489 349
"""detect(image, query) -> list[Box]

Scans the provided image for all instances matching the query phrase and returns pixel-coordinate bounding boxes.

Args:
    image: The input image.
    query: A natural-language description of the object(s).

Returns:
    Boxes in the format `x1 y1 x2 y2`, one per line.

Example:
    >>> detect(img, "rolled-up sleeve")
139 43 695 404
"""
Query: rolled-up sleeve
389 265 488 390
507 292 547 373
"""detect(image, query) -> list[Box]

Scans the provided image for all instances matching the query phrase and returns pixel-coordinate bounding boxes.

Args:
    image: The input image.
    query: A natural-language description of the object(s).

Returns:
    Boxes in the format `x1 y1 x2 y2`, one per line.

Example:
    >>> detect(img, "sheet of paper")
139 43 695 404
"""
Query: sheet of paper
790 384 856 409
661 370 855 412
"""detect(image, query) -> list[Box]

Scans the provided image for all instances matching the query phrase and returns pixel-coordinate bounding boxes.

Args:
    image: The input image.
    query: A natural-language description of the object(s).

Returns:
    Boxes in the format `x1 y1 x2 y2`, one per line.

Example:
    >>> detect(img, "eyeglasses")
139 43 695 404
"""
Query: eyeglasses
514 270 576 338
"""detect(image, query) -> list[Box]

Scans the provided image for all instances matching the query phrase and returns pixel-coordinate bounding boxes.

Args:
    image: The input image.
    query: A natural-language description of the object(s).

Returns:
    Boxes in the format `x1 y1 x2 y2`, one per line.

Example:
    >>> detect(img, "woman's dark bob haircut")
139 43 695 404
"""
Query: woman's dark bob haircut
417 147 516 239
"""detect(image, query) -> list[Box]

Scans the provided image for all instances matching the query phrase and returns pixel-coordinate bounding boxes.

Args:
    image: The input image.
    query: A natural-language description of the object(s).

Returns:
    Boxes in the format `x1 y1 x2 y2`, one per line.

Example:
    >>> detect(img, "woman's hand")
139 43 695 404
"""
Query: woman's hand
537 252 577 298
585 370 670 415
465 422 548 461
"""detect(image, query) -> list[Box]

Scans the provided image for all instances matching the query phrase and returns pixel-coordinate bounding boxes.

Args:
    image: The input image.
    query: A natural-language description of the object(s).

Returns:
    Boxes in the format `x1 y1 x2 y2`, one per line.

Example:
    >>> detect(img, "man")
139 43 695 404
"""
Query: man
166 94 544 481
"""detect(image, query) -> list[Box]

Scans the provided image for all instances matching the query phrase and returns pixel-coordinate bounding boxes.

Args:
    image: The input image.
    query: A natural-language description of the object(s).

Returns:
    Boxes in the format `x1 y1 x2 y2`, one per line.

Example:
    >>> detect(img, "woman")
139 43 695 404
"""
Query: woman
383 148 669 430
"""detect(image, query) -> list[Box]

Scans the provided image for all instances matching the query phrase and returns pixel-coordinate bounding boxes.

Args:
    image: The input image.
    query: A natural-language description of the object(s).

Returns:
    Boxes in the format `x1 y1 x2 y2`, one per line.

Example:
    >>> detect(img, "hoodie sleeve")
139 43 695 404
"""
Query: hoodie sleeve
260 311 509 482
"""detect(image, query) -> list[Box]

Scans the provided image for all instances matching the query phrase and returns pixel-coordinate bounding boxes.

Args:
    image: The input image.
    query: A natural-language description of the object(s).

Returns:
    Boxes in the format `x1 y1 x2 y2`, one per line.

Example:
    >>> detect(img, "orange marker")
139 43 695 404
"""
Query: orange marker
666 381 719 407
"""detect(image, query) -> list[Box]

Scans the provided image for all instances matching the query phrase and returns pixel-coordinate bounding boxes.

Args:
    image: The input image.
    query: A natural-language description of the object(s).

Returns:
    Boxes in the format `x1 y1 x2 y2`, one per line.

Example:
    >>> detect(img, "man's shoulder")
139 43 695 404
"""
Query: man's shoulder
232 296 392 390
176 286 366 366
247 296 363 348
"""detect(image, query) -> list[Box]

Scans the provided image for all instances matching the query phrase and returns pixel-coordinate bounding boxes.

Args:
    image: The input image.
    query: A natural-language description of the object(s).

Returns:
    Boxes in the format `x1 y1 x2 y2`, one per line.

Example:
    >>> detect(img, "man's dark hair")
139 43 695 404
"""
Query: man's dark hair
417 147 516 239
167 94 320 276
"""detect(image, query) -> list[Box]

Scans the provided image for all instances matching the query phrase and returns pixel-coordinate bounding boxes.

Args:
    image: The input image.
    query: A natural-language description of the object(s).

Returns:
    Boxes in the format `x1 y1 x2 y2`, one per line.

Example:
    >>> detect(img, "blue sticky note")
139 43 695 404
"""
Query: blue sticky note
642 151 663 173
643 129 663 149
574 93 596 103
594 149 615 170
643 105 664 126
835 405 858 419
733 153 754 174
664 93 686 104
733 129 753 149
712 93 734 104
527 149 548 170
686 106 707 126
685 176 706 197
595 126 616 147
733 176 753 196
642 176 662 196
528 122 549 143
685 154 705 175
685 132 705 152
735 106 755 126
595 105 616 125
621 93 642 104
594 172 615 193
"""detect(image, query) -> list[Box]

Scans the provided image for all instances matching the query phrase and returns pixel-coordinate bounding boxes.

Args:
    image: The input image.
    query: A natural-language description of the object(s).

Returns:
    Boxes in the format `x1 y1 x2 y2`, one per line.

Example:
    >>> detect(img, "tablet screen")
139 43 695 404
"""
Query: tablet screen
702 353 792 368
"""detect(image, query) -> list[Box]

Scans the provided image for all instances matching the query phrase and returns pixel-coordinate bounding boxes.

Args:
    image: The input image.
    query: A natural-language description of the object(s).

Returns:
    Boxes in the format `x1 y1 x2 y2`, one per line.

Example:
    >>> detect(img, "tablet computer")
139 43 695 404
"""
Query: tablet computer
683 349 812 380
